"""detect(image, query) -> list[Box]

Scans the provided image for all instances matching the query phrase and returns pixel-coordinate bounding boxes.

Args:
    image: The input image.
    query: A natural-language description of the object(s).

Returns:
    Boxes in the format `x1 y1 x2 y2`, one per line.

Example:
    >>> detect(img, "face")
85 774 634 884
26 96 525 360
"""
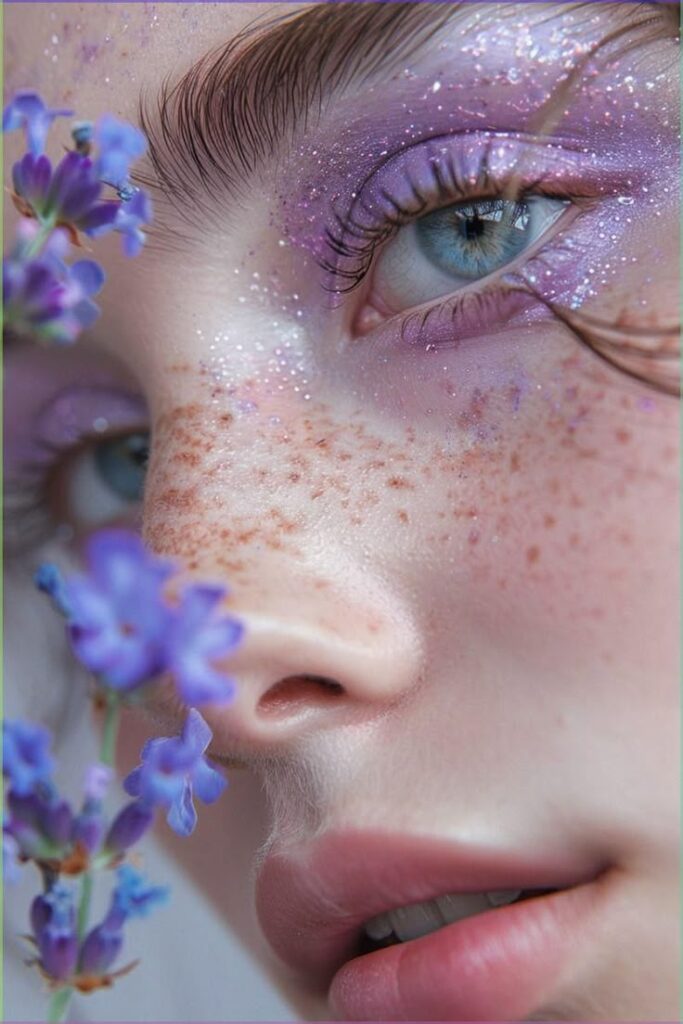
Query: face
4 3 680 1021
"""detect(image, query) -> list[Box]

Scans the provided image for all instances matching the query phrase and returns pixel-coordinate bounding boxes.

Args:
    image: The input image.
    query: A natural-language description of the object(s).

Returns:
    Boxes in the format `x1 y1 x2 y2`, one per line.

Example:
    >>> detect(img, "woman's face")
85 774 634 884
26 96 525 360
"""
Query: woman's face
4 3 680 1020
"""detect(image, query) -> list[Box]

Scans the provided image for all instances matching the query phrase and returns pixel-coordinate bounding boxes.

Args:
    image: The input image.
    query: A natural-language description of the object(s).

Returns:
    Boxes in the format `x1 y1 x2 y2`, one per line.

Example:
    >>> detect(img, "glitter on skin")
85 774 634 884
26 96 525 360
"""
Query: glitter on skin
3 4 680 1019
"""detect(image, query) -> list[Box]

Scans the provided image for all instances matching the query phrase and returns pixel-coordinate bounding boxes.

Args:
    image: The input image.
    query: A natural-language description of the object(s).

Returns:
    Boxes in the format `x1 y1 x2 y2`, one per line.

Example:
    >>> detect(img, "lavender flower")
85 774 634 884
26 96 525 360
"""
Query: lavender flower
83 763 113 802
37 531 243 706
3 830 23 883
71 764 113 854
2 91 72 156
34 562 73 617
6 788 74 861
77 922 123 977
78 866 168 977
109 188 153 257
31 882 79 982
103 799 155 857
167 585 243 706
3 222 105 344
11 151 118 236
62 530 176 691
110 863 170 920
123 709 226 836
2 719 55 796
94 115 147 189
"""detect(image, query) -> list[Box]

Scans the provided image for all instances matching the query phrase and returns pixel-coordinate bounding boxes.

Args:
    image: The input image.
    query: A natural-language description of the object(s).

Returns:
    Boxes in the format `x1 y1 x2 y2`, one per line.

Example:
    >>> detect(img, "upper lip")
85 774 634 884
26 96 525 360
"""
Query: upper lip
255 829 607 988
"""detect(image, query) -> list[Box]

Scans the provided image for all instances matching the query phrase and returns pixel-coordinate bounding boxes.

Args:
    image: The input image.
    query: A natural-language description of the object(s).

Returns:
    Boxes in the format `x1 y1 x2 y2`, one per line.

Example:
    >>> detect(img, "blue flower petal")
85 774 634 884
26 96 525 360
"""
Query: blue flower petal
70 259 105 296
191 758 227 805
167 780 197 836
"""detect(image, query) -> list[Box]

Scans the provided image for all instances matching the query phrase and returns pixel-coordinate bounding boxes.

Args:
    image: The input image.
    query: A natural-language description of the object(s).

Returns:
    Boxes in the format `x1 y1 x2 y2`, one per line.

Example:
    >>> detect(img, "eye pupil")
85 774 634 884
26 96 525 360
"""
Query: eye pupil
460 213 486 242
94 431 150 503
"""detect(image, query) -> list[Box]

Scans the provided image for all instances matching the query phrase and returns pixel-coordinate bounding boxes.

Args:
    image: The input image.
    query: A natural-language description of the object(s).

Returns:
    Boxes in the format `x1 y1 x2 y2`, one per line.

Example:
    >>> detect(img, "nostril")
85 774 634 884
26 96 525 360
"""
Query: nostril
257 675 345 718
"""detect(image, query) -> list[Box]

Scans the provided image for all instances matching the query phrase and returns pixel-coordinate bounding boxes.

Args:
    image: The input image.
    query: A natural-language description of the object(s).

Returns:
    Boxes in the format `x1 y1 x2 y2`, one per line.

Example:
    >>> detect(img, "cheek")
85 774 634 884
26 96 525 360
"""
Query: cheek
409 352 679 687
141 342 677 683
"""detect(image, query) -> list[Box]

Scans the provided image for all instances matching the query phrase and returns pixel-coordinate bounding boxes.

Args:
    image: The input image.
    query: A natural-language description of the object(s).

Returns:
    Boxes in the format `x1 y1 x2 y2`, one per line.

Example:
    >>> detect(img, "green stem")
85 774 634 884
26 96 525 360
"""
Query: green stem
23 218 57 261
100 690 121 767
47 986 73 1023
77 870 94 941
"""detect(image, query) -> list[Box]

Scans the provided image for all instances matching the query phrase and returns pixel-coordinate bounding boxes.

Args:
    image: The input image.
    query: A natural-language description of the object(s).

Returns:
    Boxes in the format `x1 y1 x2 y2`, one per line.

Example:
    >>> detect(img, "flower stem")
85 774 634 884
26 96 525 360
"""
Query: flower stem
47 986 73 1023
23 219 56 261
77 870 94 941
100 690 121 767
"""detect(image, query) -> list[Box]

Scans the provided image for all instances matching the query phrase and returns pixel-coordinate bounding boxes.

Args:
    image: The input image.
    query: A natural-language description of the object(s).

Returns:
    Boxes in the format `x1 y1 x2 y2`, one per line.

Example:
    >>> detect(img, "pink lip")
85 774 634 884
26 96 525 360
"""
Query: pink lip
255 830 610 1021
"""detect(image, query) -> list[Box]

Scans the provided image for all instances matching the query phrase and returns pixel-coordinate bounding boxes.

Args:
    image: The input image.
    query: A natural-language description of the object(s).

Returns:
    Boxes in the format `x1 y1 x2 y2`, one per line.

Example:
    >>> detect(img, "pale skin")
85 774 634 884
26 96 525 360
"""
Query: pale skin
3 3 680 1021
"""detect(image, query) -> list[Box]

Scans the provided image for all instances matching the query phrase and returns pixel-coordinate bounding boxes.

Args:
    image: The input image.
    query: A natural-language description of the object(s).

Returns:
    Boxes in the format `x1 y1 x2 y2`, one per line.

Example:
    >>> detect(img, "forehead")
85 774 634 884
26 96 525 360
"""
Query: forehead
3 3 301 121
4 2 670 120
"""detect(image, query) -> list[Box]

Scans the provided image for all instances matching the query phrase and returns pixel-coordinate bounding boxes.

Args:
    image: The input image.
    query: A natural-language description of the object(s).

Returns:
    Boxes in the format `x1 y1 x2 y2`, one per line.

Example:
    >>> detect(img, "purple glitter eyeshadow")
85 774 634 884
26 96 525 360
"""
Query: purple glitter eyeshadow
5 384 147 482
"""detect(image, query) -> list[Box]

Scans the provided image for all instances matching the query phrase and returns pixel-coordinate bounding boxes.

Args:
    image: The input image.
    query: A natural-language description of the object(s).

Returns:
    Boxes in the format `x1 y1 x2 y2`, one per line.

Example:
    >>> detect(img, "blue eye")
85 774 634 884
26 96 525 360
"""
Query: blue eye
61 431 149 530
415 198 532 280
94 433 149 502
368 193 569 315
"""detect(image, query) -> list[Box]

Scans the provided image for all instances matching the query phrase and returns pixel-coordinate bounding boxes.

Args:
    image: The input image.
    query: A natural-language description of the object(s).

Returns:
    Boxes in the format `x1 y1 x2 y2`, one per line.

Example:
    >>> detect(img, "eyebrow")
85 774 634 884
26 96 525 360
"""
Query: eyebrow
137 1 677 245
138 2 459 240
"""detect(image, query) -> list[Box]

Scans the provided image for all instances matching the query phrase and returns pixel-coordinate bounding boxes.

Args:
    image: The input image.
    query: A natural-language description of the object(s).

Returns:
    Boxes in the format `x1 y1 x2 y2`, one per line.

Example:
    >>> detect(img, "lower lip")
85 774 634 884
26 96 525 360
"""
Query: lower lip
329 881 603 1021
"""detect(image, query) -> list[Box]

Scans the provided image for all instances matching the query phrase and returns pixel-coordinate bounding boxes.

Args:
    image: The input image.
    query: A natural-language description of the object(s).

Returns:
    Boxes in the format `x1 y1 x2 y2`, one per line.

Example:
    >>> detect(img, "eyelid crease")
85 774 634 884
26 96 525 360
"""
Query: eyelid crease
319 135 601 296
135 1 676 243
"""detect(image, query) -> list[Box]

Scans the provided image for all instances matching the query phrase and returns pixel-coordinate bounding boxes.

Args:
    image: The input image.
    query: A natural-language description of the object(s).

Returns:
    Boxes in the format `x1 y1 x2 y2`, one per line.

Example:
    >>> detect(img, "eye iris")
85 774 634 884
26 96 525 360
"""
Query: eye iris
93 432 149 502
415 198 531 280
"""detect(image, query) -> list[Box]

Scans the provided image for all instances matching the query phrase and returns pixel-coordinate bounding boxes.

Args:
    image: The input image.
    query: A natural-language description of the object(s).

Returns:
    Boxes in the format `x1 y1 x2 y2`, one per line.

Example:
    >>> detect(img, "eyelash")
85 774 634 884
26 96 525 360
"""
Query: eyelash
5 440 69 556
319 147 680 397
4 428 145 557
320 150 567 295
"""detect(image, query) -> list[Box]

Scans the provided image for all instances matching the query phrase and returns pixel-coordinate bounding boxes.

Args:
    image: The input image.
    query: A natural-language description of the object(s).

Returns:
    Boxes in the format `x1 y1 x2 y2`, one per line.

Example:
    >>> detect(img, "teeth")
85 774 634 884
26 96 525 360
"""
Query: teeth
486 889 523 907
387 899 445 942
436 892 491 924
363 889 526 944
363 911 393 941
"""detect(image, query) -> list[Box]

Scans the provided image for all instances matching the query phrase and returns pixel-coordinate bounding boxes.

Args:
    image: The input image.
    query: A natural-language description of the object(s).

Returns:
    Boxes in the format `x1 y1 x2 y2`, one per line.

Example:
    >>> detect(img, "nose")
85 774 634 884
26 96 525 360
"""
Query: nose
141 394 424 750
185 560 423 752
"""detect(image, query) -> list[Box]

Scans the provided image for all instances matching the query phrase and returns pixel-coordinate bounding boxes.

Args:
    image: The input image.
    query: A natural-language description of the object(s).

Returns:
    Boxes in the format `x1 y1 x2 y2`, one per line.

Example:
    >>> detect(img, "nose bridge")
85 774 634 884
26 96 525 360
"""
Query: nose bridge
141 382 424 748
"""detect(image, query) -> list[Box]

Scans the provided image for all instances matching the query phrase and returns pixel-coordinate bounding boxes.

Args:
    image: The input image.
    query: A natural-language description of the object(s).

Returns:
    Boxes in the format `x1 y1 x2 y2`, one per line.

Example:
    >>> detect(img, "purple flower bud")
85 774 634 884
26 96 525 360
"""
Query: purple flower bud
78 922 123 976
104 800 154 856
32 882 78 982
3 719 55 795
83 763 113 802
71 802 105 854
11 151 119 237
3 224 106 345
7 788 74 860
30 892 53 934
41 797 74 847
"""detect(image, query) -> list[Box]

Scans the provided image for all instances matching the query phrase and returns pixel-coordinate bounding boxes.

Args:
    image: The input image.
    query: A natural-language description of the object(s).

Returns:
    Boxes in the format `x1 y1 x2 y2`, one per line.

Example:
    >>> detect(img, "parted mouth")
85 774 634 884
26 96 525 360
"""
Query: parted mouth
358 887 560 951
255 828 607 988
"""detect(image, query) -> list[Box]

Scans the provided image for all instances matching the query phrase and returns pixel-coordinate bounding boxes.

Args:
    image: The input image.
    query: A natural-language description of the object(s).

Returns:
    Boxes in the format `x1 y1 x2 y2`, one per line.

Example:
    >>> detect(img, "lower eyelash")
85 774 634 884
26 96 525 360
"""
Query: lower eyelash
397 277 543 351
4 435 86 557
4 479 56 555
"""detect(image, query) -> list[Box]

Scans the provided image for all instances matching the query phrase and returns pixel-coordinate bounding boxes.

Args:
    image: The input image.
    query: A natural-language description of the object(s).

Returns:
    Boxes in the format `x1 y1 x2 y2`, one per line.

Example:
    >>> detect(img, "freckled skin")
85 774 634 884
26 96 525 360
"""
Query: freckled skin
3 3 680 1021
